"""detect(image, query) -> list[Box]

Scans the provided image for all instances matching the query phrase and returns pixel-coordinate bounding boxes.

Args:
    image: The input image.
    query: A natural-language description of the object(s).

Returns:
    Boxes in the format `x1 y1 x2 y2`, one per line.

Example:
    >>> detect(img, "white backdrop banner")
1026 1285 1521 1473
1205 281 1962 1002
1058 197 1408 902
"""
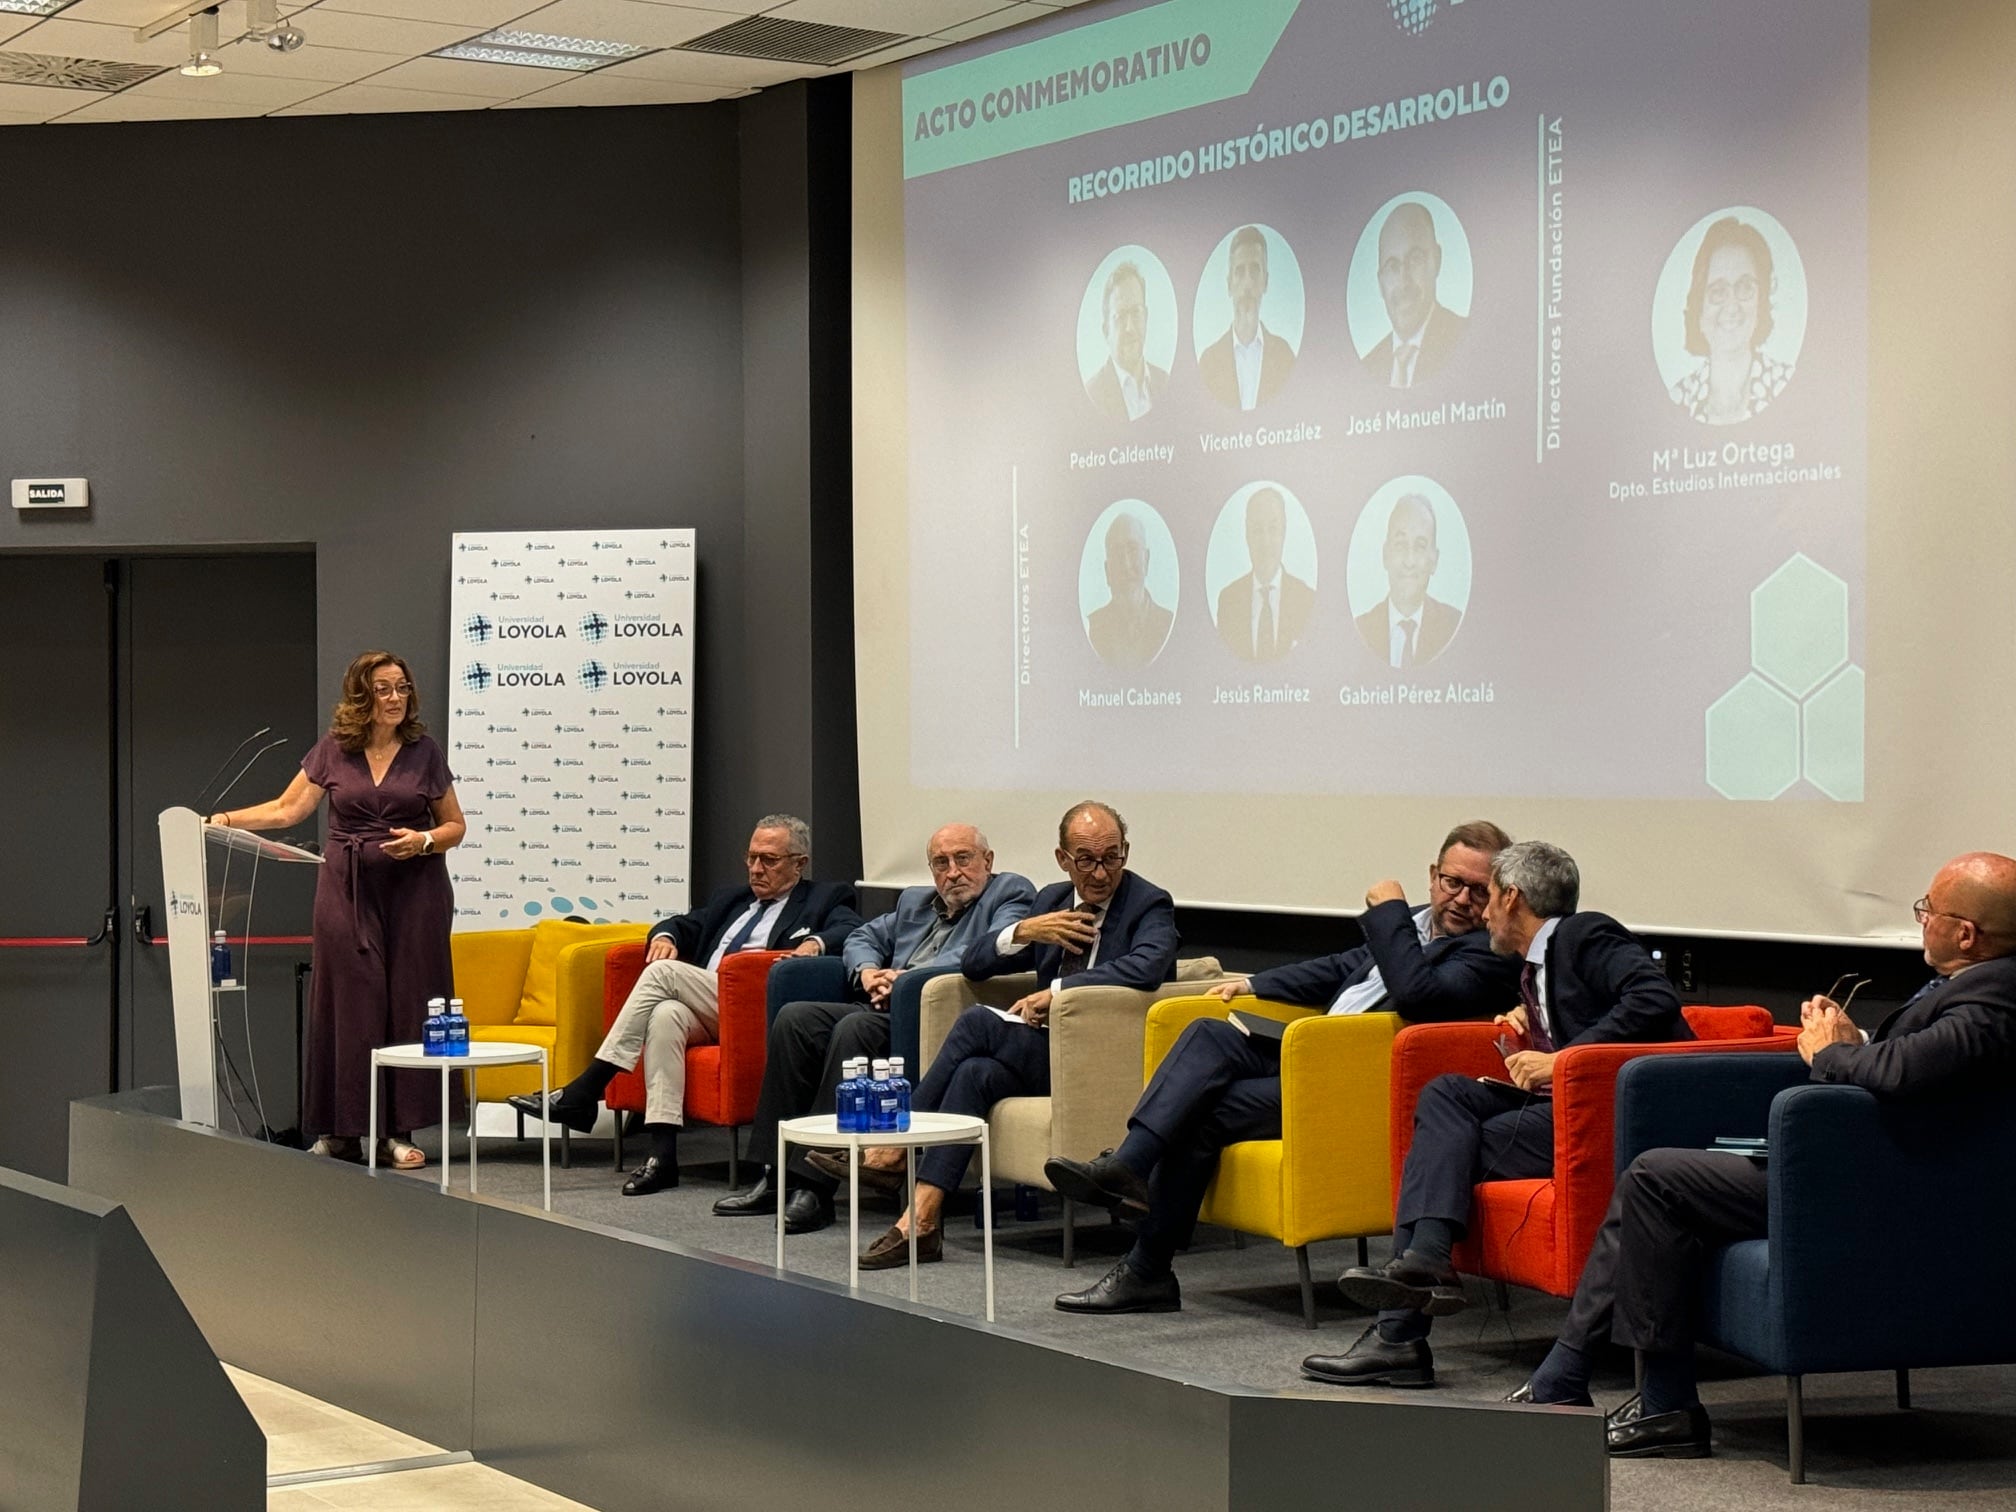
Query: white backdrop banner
447 528 695 931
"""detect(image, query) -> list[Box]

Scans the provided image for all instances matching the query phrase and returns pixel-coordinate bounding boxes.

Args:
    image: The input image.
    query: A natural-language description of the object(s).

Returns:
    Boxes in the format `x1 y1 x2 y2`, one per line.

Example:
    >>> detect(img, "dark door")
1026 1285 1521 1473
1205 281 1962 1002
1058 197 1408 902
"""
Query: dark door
0 552 316 1180
122 555 319 1139
0 557 116 1180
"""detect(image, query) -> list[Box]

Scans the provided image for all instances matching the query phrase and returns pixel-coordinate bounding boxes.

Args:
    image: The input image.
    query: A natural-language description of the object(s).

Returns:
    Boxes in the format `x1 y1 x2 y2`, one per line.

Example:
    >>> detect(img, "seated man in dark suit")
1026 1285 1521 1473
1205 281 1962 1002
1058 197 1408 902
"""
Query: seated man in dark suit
1307 839 1686 1386
851 800 1180 1269
1509 851 2016 1459
712 823 1035 1233
506 814 860 1195
1046 820 1521 1314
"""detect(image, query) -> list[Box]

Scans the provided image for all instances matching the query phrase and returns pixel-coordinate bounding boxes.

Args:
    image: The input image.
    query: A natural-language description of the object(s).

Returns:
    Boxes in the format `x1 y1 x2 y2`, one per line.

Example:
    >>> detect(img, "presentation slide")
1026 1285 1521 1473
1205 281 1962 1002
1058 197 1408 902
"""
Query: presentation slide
901 0 1866 804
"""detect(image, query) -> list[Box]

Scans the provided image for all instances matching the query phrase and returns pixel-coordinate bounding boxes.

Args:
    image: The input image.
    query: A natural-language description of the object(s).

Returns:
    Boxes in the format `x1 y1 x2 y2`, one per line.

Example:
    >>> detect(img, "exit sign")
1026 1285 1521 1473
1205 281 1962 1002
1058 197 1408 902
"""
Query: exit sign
11 478 89 510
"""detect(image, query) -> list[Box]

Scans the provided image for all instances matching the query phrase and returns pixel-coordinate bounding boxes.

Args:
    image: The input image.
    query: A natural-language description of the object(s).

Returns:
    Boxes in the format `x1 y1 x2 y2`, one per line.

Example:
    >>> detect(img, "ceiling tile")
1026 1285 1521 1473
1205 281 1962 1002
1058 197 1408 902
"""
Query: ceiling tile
842 35 943 69
201 43 407 84
52 92 271 121
591 48 825 88
0 17 188 65
264 9 487 55
272 81 491 114
313 0 551 25
935 4 1052 43
498 70 721 106
51 0 191 24
358 55 562 97
0 78 82 116
631 0 776 13
765 0 996 34
124 68 333 107
500 1 735 50
0 16 33 45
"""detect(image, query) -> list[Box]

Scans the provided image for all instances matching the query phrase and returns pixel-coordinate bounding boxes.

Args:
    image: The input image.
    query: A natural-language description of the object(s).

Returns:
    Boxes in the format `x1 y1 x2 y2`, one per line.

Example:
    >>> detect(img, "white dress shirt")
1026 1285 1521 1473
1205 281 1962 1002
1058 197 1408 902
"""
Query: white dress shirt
1389 304 1435 388
704 896 784 971
996 894 1104 973
1386 598 1426 669
1329 906 1436 1015
1523 914 1562 1043
1113 361 1154 420
1232 323 1267 410
1249 567 1283 653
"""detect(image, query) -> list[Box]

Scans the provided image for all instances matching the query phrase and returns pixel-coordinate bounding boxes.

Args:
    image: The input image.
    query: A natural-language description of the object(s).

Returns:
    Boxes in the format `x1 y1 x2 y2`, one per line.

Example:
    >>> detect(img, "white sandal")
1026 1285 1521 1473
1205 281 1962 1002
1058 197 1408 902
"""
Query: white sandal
378 1138 426 1170
310 1136 362 1162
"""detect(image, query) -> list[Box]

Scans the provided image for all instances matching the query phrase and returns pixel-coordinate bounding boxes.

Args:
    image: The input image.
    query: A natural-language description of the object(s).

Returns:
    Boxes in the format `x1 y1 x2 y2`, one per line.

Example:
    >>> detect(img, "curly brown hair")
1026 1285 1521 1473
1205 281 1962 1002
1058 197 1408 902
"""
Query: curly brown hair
330 650 426 753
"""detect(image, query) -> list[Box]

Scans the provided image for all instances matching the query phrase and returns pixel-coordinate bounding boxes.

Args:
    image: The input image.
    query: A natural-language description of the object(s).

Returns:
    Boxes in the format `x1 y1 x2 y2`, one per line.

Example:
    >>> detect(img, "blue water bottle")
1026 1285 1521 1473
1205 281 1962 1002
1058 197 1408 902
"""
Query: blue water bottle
445 996 470 1057
209 930 235 987
837 1057 865 1133
423 997 449 1056
868 1058 898 1134
889 1056 912 1132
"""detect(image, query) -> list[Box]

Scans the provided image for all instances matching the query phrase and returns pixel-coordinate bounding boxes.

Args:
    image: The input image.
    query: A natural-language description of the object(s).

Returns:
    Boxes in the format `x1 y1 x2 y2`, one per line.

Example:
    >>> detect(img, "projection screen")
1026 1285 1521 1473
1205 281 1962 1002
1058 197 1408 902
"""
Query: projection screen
852 0 2016 944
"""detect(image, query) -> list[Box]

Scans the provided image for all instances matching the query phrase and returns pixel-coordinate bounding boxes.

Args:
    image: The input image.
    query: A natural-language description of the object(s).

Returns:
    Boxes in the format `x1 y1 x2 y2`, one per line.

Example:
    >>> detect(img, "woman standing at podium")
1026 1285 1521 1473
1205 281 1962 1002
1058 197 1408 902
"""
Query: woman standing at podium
210 650 465 1168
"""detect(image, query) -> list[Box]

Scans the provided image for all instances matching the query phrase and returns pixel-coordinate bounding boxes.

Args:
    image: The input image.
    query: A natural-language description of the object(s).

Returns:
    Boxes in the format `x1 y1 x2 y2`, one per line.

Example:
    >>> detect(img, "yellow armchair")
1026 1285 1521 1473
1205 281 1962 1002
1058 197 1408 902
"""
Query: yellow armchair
1144 994 1400 1327
450 921 648 1162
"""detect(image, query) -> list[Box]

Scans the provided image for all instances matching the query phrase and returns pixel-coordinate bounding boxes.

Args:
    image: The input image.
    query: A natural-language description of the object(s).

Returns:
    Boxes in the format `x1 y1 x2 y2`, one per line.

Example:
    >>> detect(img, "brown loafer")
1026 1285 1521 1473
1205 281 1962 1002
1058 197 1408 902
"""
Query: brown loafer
859 1222 941 1270
807 1149 908 1194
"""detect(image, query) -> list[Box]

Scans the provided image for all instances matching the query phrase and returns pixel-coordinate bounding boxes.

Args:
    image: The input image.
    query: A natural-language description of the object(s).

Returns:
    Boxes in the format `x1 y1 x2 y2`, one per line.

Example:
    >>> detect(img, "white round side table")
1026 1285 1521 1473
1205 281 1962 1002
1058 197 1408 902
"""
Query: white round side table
369 1041 551 1211
776 1112 992 1320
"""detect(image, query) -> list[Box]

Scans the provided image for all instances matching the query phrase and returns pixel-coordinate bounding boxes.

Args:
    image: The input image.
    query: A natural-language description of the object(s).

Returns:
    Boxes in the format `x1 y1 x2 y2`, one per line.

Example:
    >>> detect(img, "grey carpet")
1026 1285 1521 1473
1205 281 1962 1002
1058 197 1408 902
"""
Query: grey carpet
402 1122 2016 1510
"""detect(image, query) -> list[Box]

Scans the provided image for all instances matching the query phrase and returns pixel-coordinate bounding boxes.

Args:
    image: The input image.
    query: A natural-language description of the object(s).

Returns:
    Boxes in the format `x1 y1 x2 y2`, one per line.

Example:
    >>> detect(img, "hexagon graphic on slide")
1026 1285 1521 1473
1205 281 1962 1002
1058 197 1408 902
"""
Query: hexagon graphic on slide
1802 665 1865 802
1750 553 1847 698
1705 674 1800 800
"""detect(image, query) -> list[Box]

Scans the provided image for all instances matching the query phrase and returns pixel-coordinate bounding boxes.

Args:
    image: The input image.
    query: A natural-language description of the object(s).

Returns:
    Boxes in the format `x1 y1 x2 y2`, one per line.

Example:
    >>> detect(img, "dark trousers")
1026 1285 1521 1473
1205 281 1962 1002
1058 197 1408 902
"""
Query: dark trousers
1394 1073 1556 1231
913 1005 1050 1191
1129 1018 1284 1274
745 999 892 1170
1561 1148 1769 1356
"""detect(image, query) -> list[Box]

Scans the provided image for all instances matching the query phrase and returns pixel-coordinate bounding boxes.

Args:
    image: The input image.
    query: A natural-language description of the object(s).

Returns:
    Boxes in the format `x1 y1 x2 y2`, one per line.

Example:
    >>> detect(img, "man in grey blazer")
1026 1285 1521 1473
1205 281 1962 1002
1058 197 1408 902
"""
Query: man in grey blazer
715 823 1035 1233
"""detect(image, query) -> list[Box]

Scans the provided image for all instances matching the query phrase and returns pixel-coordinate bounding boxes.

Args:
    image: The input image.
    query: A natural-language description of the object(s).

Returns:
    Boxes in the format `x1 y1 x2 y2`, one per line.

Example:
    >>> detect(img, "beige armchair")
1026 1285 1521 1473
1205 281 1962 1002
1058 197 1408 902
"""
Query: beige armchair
918 957 1229 1264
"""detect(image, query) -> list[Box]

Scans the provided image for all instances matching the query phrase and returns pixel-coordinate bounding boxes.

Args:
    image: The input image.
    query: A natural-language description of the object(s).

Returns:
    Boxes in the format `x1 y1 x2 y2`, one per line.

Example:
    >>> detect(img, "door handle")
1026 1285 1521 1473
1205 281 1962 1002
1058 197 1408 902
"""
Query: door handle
84 906 117 947
131 903 153 947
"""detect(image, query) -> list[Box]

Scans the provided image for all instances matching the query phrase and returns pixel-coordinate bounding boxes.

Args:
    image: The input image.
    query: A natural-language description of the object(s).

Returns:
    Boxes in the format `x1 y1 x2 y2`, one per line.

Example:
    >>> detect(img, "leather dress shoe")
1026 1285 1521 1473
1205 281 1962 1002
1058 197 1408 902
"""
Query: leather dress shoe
1605 1396 1712 1458
783 1187 833 1234
713 1171 778 1216
1301 1324 1435 1388
1044 1150 1150 1212
505 1089 596 1134
1336 1249 1468 1316
807 1149 907 1194
1503 1380 1595 1407
859 1223 942 1270
622 1156 678 1196
1054 1259 1181 1314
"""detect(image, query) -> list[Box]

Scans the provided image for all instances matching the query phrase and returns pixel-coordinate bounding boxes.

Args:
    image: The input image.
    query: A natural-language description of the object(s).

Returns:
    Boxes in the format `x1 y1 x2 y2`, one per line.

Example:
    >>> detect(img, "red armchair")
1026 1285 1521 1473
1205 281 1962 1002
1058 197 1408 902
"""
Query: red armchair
1388 1005 1800 1299
601 943 788 1185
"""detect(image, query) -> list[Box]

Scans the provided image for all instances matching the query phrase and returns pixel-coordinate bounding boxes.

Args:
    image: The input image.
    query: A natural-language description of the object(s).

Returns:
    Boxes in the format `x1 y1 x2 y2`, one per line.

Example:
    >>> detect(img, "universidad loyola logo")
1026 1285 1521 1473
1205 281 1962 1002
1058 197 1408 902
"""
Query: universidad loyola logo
464 613 493 644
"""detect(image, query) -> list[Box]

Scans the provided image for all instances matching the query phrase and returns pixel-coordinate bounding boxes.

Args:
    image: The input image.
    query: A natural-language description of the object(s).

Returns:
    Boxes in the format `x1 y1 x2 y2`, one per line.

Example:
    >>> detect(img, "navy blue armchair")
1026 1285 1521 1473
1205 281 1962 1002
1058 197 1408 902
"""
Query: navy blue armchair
763 956 959 1073
1615 1052 2016 1482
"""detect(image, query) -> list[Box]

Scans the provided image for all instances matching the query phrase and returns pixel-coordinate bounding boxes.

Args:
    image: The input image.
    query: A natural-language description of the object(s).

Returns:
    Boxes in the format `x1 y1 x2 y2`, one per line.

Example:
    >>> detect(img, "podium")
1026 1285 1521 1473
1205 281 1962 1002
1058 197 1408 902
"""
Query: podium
158 806 323 1130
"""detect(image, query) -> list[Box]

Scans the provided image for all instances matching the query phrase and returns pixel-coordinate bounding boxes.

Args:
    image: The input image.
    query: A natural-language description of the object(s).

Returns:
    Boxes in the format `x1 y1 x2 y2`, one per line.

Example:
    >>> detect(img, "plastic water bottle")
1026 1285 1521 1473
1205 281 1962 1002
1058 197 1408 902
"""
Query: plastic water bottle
868 1058 898 1134
889 1056 912 1132
837 1057 867 1133
209 930 235 987
445 996 470 1057
423 997 449 1056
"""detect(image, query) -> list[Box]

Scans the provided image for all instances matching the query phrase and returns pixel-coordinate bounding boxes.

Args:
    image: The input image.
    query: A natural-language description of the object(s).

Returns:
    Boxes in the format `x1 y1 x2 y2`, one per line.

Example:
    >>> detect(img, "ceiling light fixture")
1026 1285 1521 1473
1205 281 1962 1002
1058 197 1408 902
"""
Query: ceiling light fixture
433 29 653 72
245 0 305 53
0 1 80 17
180 6 222 76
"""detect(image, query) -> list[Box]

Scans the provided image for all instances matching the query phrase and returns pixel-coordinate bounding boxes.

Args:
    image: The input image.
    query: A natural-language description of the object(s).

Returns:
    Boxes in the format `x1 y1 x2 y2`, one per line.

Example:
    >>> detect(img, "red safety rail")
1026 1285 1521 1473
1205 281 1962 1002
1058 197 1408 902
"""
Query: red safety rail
0 937 92 947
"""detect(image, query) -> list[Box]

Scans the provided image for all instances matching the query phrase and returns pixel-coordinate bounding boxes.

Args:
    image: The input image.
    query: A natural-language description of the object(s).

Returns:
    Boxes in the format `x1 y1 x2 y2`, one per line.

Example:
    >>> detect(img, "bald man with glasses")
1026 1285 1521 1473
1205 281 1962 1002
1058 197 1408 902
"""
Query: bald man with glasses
1048 821 1520 1314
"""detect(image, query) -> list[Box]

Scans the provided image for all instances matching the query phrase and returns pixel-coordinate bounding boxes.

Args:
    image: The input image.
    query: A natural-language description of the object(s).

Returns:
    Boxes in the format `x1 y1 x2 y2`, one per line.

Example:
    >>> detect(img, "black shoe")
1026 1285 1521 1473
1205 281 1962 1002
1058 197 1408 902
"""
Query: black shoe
1045 1150 1150 1212
783 1186 833 1234
621 1156 678 1196
505 1089 596 1134
1606 1397 1712 1458
1054 1259 1180 1314
1301 1324 1435 1388
713 1170 777 1216
1336 1249 1468 1317
1504 1380 1595 1407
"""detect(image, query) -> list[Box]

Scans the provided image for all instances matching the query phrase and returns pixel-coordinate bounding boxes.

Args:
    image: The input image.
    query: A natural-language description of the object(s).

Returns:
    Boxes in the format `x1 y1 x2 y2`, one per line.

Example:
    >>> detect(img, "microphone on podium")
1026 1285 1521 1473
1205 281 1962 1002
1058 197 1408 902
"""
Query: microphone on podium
208 738 291 819
195 727 272 812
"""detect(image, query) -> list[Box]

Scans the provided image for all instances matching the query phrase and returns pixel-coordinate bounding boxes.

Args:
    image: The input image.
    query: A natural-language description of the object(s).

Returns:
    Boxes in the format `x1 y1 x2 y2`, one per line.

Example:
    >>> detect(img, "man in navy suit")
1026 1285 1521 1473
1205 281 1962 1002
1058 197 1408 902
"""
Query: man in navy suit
1309 839 1686 1386
1047 821 1520 1315
1511 851 2016 1459
507 814 860 1195
851 800 1181 1269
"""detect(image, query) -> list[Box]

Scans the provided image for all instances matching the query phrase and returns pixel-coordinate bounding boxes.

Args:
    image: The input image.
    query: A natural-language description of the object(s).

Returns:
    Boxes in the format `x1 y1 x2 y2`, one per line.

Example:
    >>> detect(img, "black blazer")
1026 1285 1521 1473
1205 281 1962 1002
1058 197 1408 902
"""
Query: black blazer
1542 912 1688 1046
960 869 1179 993
1248 901 1519 1022
648 879 862 963
1810 954 2016 1099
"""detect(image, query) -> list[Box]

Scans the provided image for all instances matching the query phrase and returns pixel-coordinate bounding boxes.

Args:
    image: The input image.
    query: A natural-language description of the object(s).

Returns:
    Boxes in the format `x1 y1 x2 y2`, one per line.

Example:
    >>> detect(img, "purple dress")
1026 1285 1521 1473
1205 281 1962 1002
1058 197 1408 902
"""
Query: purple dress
301 733 455 1138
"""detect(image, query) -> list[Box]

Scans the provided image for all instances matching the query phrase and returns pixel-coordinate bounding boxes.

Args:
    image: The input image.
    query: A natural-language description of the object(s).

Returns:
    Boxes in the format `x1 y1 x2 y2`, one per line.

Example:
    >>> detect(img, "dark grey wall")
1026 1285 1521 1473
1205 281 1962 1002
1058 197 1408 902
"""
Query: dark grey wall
0 90 855 884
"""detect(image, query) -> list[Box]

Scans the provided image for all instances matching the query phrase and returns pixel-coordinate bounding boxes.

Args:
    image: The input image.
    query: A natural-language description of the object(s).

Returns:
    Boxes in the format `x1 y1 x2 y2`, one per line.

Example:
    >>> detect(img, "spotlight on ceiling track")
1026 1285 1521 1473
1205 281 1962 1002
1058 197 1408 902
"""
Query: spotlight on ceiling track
180 6 222 76
246 0 304 53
